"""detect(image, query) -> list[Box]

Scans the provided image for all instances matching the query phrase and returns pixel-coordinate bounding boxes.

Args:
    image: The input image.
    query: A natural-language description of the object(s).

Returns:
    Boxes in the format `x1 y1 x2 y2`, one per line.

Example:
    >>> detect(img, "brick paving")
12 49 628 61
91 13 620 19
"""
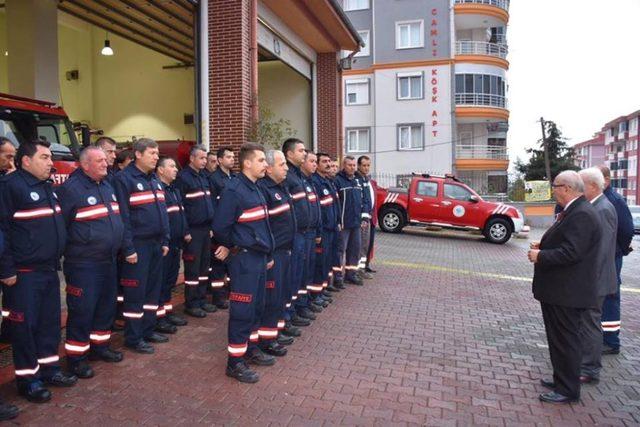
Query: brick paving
1 228 639 425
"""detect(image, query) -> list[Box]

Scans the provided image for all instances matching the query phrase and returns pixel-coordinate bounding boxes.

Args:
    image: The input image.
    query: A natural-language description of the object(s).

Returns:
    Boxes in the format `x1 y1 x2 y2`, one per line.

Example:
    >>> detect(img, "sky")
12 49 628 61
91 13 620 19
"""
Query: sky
507 0 640 168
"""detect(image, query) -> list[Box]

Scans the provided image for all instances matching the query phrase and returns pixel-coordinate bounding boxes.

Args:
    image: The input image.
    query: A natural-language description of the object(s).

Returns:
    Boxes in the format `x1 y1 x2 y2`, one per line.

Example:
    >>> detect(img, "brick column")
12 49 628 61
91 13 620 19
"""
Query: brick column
208 0 255 152
316 52 342 157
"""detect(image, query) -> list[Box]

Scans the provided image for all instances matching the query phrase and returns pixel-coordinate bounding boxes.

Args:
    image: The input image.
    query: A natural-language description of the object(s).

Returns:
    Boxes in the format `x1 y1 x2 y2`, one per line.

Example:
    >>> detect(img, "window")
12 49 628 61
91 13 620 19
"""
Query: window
396 21 423 49
397 72 423 100
343 0 369 11
346 128 370 153
444 184 473 201
630 118 638 133
417 181 438 197
619 121 629 133
490 27 506 44
355 30 370 57
455 74 505 96
398 124 423 150
345 79 369 105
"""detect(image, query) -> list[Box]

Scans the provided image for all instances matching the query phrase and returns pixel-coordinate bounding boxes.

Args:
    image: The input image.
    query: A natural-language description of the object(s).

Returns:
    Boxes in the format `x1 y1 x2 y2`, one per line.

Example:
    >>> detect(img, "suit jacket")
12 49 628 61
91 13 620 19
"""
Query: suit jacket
591 195 618 296
532 196 602 308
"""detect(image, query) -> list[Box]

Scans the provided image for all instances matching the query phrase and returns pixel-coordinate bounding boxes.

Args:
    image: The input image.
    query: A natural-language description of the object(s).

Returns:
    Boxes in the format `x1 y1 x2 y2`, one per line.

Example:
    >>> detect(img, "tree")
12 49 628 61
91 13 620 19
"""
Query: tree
515 120 578 180
248 104 297 150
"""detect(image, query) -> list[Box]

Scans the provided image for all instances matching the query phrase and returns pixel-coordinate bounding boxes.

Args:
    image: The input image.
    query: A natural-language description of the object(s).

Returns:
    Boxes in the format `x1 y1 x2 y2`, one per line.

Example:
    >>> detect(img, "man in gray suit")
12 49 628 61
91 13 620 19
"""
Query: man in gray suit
577 167 617 384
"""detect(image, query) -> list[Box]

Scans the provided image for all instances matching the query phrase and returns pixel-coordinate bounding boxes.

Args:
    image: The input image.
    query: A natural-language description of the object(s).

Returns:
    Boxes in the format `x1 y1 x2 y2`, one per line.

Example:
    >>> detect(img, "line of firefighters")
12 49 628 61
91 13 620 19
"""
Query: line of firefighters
0 135 377 415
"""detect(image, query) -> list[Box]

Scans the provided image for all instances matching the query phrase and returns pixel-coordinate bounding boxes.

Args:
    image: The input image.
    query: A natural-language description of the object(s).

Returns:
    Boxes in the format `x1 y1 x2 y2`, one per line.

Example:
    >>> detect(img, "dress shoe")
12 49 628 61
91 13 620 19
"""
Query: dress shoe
146 332 169 343
18 381 51 403
184 307 207 318
326 285 340 292
126 340 155 354
580 375 599 384
260 341 288 357
214 300 229 310
0 400 19 420
539 391 578 404
43 371 78 387
540 378 555 390
277 334 294 345
308 303 323 313
282 323 302 336
68 361 94 379
602 345 620 355
226 361 259 383
290 315 311 327
155 318 178 334
360 270 373 280
166 313 188 326
365 267 376 273
297 308 317 320
89 348 123 363
246 348 276 366
202 303 218 313
345 276 363 286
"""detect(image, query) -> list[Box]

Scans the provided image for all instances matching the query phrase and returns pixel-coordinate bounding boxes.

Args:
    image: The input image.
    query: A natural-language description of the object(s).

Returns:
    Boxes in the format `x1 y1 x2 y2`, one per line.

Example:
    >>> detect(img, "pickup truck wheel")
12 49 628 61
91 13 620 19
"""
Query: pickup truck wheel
484 218 512 244
380 207 405 233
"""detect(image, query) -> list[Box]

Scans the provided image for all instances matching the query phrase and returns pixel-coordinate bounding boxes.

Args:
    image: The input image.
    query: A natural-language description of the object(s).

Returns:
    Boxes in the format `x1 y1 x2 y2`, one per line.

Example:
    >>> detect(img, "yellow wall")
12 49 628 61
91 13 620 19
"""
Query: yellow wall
258 61 311 146
1 11 196 142
0 12 8 93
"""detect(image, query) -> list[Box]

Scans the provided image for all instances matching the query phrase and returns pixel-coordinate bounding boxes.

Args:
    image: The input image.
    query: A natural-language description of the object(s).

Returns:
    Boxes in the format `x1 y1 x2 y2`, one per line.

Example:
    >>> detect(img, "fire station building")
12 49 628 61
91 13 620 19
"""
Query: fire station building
0 0 362 156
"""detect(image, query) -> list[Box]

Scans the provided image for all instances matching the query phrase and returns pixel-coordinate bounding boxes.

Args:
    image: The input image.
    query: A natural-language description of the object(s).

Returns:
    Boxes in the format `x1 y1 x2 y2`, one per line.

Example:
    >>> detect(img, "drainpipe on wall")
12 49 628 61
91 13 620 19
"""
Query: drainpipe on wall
250 0 259 127
198 0 209 149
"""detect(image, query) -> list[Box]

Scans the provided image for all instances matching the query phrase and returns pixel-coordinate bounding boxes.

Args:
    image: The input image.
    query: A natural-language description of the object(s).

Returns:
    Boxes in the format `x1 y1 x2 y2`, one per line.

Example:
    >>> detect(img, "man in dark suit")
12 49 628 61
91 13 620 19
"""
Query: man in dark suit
577 168 617 384
527 170 602 404
596 165 634 354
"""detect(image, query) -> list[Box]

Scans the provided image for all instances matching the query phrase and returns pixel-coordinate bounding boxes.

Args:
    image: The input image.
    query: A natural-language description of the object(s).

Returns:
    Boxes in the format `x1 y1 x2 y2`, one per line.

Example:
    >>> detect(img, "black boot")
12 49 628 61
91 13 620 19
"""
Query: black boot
155 318 178 334
277 334 294 345
43 371 78 387
18 381 51 404
0 399 19 420
260 341 288 357
246 348 276 366
68 360 94 379
226 360 259 383
166 312 188 326
282 322 302 336
89 347 124 363
291 314 311 327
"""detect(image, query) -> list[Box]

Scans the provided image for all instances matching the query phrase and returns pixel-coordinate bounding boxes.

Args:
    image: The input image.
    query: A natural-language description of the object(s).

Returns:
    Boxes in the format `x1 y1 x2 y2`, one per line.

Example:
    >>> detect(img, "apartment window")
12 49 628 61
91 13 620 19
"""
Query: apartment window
345 79 370 105
396 21 423 49
630 118 638 133
490 27 506 44
397 72 423 100
343 0 369 11
455 74 505 96
619 121 629 133
609 127 615 137
398 124 424 150
355 30 370 57
346 128 370 153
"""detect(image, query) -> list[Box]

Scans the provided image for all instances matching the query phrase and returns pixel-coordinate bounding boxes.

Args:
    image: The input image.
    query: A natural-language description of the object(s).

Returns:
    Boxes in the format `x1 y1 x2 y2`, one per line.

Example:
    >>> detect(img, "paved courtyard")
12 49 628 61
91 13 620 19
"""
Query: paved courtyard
1 228 639 425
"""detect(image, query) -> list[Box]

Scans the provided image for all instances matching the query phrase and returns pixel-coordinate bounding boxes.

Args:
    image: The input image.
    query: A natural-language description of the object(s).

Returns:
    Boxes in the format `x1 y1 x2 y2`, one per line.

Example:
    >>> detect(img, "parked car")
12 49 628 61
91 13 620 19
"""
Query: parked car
629 205 640 234
376 173 525 244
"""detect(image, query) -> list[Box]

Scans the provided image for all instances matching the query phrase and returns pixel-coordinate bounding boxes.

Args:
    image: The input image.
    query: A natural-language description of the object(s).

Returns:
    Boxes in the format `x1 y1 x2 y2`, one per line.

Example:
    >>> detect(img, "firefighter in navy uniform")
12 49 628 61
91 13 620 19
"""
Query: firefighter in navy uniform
114 138 171 354
300 152 327 311
0 140 78 403
334 156 366 287
0 136 16 347
175 145 216 318
156 157 190 332
94 136 118 186
257 150 296 355
212 143 275 383
57 147 125 379
281 138 314 328
327 160 344 291
312 153 341 301
207 146 235 309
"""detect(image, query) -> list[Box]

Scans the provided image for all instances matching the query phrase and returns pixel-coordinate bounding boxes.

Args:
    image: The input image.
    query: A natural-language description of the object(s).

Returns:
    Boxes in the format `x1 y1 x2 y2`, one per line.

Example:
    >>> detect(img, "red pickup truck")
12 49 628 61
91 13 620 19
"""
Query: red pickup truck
376 174 525 244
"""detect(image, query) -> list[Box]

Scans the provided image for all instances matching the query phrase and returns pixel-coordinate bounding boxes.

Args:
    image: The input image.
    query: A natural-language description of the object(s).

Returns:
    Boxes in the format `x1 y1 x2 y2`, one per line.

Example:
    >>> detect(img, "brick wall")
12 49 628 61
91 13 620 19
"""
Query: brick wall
208 0 254 154
316 52 342 158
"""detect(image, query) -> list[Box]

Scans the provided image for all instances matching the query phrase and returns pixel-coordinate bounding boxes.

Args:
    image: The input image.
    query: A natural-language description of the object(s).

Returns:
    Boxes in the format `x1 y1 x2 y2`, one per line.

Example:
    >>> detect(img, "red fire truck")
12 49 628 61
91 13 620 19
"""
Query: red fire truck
376 173 526 244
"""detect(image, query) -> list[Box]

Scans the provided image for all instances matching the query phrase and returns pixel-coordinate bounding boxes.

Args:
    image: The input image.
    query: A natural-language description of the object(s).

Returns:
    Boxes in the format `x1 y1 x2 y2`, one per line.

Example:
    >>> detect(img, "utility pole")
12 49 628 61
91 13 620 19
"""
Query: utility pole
540 117 552 186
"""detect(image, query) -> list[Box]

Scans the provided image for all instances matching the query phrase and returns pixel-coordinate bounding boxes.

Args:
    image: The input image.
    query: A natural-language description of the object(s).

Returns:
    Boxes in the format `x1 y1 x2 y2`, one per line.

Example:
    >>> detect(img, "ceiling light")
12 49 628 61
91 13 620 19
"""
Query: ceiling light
101 32 114 56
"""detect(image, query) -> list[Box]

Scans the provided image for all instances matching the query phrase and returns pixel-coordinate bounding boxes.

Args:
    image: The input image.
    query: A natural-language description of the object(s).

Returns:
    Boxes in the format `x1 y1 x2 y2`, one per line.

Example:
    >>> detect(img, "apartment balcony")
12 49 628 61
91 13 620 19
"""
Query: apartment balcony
455 93 509 123
454 0 509 29
455 40 509 69
456 144 508 160
455 144 509 171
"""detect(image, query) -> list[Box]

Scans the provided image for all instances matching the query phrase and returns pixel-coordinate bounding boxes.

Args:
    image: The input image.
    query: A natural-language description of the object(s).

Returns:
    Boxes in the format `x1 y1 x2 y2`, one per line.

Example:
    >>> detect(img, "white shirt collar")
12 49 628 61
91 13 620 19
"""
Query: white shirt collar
589 193 603 204
563 196 581 211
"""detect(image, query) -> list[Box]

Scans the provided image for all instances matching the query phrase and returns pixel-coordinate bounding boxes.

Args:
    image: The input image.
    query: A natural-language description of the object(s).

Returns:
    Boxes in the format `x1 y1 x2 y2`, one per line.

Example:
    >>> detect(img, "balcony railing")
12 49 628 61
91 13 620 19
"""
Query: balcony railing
455 41 508 59
455 93 507 108
455 0 510 12
456 144 508 160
